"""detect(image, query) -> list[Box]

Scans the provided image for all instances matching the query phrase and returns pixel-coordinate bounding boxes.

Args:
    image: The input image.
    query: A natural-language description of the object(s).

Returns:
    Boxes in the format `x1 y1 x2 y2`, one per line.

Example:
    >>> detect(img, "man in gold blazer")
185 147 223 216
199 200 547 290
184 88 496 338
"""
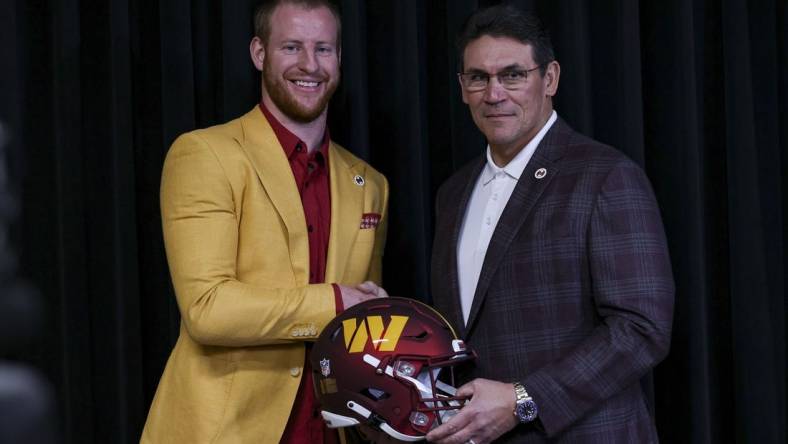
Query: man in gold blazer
141 1 388 442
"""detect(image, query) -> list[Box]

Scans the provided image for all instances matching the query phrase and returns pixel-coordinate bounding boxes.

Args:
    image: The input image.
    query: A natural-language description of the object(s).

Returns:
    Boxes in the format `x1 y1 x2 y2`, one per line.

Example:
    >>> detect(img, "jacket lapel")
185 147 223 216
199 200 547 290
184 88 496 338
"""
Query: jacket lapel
325 144 364 283
464 119 571 334
238 107 310 283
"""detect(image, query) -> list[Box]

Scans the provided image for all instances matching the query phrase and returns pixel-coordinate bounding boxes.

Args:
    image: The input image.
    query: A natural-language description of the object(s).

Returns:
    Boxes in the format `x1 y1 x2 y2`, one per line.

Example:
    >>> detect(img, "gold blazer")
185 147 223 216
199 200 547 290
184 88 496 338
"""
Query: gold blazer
141 107 388 443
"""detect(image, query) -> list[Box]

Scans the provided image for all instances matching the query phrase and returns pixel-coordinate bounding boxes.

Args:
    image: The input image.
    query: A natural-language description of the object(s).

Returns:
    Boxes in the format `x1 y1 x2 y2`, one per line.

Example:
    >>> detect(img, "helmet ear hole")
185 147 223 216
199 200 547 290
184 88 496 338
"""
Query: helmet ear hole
405 330 429 340
361 387 390 401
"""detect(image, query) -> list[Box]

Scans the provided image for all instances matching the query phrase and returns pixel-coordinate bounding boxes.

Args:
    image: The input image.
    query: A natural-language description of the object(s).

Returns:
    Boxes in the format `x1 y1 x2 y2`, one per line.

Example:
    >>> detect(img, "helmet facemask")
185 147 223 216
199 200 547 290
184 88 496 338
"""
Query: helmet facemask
362 340 476 437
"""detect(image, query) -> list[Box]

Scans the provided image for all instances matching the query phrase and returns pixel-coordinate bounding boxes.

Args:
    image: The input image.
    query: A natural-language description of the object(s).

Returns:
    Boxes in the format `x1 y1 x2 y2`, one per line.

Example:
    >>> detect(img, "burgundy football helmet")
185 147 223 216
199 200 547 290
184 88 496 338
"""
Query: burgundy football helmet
310 297 476 441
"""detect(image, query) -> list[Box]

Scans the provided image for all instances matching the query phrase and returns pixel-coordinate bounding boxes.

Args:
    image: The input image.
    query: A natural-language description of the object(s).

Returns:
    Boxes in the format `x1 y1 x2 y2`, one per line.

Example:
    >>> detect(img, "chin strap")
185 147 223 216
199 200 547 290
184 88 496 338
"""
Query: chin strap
379 423 423 442
324 400 424 442
321 410 360 428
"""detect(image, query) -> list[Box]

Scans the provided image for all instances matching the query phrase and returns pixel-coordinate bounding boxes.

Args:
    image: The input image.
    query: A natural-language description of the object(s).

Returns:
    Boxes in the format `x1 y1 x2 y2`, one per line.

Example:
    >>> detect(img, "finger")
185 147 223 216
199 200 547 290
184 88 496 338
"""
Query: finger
357 281 378 293
360 281 389 298
426 408 472 441
425 421 453 441
358 292 377 302
455 381 476 398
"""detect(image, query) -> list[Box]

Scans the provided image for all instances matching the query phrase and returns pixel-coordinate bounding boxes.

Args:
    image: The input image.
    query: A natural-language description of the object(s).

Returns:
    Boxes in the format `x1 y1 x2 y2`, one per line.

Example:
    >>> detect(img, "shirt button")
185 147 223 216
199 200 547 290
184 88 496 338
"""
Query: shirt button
290 367 301 377
308 225 314 232
295 143 303 152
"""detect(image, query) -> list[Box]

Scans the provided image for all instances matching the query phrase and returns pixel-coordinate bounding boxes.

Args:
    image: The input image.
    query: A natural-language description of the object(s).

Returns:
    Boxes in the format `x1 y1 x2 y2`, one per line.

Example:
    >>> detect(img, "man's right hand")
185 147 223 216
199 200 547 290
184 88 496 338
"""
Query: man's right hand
338 282 388 309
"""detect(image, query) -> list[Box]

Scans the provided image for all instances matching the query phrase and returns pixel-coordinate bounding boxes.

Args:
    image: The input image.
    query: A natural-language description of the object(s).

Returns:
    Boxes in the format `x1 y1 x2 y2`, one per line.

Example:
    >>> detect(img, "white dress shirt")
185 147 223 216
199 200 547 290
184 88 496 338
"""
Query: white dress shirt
456 111 557 325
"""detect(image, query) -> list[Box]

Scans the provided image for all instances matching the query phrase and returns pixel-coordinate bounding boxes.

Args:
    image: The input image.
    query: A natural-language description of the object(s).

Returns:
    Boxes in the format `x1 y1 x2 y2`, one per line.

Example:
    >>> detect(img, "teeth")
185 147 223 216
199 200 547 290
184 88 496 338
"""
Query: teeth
294 80 319 87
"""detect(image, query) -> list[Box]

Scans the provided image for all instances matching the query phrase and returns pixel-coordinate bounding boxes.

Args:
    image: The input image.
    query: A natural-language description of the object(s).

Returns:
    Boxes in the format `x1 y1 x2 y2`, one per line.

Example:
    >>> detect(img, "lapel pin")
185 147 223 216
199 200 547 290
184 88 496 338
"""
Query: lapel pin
534 168 547 179
353 175 365 186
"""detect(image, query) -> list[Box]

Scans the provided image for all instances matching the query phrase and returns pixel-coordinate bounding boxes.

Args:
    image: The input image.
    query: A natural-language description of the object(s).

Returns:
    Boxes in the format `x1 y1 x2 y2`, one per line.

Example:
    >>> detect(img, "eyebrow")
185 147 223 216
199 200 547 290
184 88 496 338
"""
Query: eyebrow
463 63 527 73
279 39 336 47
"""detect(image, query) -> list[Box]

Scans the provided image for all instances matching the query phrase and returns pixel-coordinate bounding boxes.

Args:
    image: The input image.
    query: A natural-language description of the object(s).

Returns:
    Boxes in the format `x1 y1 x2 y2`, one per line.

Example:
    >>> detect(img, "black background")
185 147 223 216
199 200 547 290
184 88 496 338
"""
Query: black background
0 0 785 442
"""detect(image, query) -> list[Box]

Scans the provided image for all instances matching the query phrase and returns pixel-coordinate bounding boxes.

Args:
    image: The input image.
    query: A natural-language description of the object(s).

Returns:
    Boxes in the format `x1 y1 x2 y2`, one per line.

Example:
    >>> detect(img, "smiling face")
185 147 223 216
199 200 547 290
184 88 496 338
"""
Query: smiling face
461 35 560 165
250 3 340 124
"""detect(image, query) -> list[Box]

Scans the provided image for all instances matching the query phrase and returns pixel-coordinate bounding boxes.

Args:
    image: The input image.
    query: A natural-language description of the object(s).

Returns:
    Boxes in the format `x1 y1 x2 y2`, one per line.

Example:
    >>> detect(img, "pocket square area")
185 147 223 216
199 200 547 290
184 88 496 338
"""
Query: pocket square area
360 213 381 229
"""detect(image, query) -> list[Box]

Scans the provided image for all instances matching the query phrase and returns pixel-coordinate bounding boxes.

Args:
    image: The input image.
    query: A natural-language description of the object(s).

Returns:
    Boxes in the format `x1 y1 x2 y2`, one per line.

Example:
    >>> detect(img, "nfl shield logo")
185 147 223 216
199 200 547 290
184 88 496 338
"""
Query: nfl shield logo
320 358 331 377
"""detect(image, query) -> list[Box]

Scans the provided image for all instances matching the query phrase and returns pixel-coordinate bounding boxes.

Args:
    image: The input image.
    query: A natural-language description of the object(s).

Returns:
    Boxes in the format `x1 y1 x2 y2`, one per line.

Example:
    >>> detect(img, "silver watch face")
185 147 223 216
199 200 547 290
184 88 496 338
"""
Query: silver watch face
516 399 538 423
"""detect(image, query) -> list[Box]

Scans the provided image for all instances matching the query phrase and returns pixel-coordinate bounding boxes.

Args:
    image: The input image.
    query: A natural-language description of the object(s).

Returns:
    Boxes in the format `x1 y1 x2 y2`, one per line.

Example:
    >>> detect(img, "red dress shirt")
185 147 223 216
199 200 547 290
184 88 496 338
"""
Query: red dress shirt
260 103 343 444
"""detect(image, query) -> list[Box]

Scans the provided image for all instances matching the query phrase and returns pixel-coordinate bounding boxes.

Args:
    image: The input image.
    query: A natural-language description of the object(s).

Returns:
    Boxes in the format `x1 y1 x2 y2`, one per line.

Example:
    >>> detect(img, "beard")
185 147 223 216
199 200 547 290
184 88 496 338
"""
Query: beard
262 62 339 123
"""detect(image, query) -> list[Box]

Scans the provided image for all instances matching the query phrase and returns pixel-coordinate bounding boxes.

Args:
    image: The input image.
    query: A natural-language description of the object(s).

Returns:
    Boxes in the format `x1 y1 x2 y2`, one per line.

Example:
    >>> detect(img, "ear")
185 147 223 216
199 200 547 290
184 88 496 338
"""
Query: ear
250 36 265 71
543 60 560 97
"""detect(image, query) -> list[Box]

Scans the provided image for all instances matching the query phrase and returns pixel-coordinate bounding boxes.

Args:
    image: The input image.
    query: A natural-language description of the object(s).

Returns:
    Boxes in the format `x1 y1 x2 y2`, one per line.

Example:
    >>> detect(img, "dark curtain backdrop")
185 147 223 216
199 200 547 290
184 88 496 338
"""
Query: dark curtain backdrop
0 0 785 442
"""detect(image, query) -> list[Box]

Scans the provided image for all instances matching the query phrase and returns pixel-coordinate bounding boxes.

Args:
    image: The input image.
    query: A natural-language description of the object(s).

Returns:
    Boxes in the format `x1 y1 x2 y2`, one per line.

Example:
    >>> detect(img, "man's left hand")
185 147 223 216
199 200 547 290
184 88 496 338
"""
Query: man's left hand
426 378 518 444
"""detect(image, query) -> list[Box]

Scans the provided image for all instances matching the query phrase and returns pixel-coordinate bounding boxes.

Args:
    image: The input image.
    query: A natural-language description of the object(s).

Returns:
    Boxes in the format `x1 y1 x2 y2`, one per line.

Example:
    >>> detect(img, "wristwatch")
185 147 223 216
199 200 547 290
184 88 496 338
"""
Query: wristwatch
513 382 538 423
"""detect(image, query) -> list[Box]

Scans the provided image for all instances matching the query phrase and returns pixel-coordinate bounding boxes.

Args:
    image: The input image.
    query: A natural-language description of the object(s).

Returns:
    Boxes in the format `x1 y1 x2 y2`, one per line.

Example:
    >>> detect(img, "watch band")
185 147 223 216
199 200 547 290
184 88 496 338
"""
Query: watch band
512 382 538 423
513 382 529 408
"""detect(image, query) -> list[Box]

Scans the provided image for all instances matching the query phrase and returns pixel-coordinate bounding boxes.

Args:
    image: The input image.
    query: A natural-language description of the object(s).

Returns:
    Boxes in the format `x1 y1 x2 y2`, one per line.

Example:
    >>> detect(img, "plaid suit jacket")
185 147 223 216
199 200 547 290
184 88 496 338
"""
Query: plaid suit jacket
431 118 674 443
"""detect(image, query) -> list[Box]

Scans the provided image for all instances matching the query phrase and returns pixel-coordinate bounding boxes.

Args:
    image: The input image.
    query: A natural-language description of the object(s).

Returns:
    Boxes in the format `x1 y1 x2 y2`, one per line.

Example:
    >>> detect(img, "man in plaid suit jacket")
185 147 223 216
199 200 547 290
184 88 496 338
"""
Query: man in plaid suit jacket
426 6 674 443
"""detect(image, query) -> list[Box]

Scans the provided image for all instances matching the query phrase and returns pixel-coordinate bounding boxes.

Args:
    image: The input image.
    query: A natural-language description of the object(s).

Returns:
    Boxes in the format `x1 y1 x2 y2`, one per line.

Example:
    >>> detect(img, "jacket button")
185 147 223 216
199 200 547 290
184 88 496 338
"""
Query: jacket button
290 367 301 377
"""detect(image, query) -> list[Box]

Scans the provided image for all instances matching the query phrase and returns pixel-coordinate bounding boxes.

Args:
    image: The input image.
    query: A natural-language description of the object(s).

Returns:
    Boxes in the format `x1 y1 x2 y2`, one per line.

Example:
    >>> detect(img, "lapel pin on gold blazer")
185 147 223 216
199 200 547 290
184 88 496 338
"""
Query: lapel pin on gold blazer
353 175 365 186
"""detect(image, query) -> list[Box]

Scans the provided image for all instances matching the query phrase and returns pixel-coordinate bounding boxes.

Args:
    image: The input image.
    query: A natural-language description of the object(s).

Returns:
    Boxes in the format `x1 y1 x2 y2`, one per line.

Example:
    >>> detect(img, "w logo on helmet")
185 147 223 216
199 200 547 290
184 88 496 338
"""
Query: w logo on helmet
342 316 409 353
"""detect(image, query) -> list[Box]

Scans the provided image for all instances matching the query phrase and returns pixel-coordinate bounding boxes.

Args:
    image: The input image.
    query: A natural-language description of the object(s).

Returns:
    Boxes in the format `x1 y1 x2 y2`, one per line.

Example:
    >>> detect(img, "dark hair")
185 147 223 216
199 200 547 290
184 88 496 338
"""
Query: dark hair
457 5 554 75
254 0 342 49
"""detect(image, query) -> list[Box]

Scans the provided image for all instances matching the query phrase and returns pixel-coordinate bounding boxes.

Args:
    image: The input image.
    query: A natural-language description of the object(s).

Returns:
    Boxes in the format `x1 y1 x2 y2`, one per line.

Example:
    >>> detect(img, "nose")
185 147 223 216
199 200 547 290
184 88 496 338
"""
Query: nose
297 49 319 73
482 76 507 104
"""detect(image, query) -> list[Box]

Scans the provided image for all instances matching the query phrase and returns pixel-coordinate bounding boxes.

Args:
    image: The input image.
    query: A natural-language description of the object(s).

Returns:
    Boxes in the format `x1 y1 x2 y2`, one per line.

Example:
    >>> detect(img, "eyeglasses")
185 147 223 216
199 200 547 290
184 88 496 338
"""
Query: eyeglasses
457 66 542 91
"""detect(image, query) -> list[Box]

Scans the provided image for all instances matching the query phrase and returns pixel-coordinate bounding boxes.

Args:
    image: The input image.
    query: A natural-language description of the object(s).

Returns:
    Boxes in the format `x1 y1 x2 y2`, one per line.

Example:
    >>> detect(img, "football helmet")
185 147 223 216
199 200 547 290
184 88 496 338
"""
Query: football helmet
310 297 476 441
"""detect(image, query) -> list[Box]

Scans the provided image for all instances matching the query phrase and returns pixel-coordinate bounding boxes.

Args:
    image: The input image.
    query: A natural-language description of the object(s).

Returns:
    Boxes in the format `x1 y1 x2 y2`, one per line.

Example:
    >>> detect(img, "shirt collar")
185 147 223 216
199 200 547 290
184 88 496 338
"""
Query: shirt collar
481 110 557 186
259 101 330 161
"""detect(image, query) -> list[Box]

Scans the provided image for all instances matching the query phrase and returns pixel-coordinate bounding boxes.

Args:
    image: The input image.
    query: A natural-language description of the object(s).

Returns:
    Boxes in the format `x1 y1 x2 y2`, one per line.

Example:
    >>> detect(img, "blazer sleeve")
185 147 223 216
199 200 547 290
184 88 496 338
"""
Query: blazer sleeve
522 159 675 437
160 132 336 347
